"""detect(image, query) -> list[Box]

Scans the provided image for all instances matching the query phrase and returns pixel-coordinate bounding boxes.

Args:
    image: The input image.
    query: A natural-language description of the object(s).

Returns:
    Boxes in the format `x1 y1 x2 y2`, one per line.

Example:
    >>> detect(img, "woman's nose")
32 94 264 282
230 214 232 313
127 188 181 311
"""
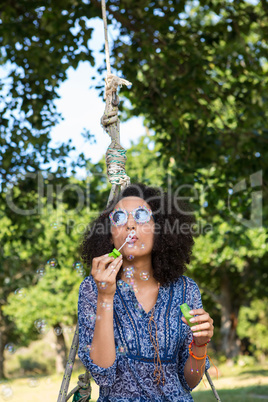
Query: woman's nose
126 213 136 229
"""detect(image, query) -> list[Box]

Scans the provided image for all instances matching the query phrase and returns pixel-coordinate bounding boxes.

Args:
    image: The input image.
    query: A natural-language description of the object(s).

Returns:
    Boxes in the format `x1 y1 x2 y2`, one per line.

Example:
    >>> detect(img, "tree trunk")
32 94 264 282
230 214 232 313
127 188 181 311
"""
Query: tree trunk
220 273 241 359
54 324 67 374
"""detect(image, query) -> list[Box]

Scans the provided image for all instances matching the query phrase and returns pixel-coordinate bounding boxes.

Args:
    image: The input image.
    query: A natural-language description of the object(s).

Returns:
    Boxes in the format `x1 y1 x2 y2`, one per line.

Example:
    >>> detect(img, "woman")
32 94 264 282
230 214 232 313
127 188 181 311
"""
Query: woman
78 183 214 401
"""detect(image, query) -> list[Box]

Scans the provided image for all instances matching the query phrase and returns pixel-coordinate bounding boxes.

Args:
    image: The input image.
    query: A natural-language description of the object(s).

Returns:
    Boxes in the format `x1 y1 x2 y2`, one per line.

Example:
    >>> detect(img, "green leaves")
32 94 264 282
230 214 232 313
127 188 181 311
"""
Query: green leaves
3 265 81 336
237 299 268 358
0 1 98 186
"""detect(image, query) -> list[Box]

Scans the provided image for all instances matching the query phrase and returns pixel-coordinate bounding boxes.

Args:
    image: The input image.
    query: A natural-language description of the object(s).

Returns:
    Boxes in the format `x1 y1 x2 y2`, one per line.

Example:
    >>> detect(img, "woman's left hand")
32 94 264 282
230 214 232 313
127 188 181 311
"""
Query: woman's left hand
181 308 214 345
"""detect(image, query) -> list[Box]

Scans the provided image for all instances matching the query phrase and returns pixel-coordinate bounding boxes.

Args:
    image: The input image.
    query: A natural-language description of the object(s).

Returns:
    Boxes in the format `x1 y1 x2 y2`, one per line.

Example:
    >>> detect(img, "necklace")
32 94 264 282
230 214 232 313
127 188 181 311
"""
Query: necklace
148 302 165 386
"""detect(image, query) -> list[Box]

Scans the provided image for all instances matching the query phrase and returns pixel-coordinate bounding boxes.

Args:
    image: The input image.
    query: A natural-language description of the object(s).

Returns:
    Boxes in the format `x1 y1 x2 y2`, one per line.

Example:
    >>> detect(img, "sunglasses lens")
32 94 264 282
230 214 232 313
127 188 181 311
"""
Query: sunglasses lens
134 208 150 223
112 210 127 225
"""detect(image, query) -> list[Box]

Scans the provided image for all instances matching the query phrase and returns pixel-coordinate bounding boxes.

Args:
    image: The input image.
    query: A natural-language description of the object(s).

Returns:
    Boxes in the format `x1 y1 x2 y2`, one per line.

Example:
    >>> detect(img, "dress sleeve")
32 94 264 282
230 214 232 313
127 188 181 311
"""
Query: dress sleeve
77 276 118 386
177 278 210 391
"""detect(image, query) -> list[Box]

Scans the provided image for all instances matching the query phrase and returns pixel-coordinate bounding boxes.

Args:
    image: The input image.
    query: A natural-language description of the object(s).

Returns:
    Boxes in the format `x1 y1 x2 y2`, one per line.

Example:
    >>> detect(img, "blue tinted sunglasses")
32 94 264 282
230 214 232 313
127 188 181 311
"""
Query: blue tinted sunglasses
109 205 153 227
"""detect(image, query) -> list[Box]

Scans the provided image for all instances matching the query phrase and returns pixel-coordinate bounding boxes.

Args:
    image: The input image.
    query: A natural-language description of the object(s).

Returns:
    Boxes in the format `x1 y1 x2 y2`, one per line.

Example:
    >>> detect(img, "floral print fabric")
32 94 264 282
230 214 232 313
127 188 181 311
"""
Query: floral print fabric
78 275 209 401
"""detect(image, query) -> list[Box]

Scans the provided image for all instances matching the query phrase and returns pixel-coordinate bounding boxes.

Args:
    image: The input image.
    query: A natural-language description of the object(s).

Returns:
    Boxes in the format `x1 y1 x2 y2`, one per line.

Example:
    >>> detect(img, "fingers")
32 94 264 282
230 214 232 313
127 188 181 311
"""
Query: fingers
91 254 116 275
191 321 214 337
92 254 123 288
105 255 123 278
182 308 214 340
189 312 211 325
191 314 214 339
189 308 205 316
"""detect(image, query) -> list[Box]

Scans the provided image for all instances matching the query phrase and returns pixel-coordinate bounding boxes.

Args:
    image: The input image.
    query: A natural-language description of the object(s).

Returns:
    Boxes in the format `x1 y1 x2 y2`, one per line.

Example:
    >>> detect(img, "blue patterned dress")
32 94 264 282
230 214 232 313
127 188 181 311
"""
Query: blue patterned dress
78 275 209 401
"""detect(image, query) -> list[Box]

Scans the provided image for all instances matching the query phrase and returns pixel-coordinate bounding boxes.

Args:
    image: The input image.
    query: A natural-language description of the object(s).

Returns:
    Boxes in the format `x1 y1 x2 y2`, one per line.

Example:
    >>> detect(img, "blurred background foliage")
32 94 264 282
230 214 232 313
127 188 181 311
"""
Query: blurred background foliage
0 0 267 381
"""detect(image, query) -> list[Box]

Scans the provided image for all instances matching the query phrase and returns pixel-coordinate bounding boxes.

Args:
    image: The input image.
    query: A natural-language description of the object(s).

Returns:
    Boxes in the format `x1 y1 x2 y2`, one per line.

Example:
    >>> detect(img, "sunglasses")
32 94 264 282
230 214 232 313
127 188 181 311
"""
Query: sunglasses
109 205 153 227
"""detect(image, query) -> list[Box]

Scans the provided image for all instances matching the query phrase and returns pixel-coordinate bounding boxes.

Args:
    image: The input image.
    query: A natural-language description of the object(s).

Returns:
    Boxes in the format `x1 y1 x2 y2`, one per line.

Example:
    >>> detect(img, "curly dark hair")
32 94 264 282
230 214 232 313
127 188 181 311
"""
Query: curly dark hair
81 183 196 286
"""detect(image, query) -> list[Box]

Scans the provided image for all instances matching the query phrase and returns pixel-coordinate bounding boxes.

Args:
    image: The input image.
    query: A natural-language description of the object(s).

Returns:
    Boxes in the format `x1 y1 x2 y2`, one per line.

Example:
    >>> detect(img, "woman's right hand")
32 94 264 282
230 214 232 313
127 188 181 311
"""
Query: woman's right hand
91 253 123 298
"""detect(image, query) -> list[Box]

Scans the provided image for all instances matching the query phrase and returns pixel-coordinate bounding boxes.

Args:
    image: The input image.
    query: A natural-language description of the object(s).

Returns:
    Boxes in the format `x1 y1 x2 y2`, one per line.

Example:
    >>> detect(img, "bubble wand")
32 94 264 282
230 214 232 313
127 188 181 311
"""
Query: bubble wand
108 230 136 258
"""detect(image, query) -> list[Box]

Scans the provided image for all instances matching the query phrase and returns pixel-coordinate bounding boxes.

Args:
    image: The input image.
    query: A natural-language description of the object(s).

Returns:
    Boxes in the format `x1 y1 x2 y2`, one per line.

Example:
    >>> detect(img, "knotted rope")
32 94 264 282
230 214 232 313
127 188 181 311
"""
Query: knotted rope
100 0 132 206
101 73 132 204
66 371 91 402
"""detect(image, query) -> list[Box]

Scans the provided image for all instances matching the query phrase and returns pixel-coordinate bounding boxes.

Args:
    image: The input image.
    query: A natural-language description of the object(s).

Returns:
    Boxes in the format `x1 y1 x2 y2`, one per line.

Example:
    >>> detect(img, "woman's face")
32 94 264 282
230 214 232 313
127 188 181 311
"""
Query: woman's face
110 196 155 259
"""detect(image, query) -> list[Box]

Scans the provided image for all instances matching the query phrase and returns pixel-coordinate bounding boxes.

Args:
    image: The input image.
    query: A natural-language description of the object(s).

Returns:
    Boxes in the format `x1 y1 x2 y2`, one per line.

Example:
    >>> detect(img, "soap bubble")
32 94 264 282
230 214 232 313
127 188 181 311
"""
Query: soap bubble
54 326 62 336
34 319 49 334
47 258 58 268
66 359 73 370
117 345 127 355
85 344 93 353
126 255 134 261
73 261 86 276
1 385 13 400
98 281 107 289
28 377 39 387
134 302 142 310
123 266 134 279
141 244 146 249
140 272 150 281
62 326 73 334
134 302 143 318
51 222 58 230
129 278 135 286
132 283 139 293
73 261 83 270
36 266 46 279
106 304 112 311
126 333 133 342
100 302 112 311
127 243 134 249
14 288 26 299
4 343 16 354
87 312 96 324
66 326 74 333
76 267 86 276
117 280 129 292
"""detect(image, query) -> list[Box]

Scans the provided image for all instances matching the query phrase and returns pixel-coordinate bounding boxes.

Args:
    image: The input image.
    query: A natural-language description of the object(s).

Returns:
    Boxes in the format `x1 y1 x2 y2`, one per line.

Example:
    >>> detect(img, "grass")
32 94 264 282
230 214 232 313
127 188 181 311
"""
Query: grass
1 336 268 402
193 386 268 401
192 362 268 402
1 363 268 401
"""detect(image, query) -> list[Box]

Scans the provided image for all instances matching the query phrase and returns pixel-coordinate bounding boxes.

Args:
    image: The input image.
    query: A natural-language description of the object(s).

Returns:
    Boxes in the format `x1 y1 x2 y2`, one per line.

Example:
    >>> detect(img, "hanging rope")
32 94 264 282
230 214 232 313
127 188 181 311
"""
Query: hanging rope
100 0 132 206
101 0 111 75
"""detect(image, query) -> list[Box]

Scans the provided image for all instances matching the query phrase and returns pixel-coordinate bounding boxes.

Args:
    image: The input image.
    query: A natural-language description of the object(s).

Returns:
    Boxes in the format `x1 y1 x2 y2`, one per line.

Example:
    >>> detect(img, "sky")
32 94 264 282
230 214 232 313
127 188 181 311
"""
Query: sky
49 18 145 175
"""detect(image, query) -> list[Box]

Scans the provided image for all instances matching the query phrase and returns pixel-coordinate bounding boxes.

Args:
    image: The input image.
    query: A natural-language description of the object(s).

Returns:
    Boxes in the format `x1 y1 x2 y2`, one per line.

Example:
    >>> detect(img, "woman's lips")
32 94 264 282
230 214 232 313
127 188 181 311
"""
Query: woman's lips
127 236 138 244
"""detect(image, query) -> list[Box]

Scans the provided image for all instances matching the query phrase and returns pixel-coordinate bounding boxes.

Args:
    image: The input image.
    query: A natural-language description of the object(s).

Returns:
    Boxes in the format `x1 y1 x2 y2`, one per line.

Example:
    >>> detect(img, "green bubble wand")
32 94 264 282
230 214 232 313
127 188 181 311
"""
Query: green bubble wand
108 230 136 258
